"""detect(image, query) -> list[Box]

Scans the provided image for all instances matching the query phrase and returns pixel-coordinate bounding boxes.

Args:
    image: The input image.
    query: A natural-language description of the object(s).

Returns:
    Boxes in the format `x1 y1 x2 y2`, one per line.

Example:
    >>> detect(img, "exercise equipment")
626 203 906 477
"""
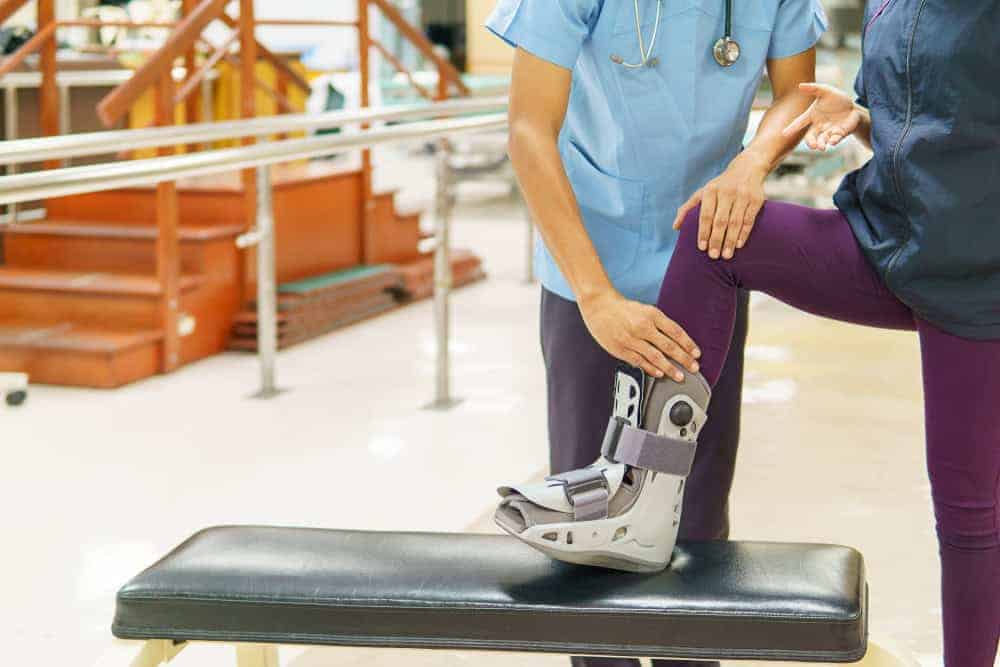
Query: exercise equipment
495 368 710 572
113 525 871 666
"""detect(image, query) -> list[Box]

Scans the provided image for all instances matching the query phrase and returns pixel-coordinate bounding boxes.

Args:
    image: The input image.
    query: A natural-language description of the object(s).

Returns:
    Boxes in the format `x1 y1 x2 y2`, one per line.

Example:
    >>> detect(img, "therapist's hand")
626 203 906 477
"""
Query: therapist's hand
672 150 769 260
782 83 862 151
578 289 701 382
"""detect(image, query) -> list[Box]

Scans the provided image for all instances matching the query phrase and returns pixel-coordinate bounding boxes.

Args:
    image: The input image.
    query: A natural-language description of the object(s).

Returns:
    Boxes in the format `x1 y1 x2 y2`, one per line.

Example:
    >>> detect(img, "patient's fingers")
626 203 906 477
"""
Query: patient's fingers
698 189 717 252
804 125 821 151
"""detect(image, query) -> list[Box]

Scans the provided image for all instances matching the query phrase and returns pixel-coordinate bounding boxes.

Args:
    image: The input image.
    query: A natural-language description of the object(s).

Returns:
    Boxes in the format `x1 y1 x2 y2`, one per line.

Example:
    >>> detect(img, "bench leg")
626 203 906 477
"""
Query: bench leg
235 644 280 667
129 640 186 667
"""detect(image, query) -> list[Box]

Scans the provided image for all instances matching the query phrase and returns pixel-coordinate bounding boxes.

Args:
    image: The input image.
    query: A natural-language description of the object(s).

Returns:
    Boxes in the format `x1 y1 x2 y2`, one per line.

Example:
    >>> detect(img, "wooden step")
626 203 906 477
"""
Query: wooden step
0 321 162 388
396 250 486 301
230 265 402 351
0 268 204 328
365 194 422 265
2 220 244 274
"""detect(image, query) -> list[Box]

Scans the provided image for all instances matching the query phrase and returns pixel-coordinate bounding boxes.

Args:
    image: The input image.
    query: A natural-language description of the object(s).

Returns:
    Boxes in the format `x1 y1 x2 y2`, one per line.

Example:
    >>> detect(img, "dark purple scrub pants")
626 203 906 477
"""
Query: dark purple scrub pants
660 201 1000 667
541 286 749 667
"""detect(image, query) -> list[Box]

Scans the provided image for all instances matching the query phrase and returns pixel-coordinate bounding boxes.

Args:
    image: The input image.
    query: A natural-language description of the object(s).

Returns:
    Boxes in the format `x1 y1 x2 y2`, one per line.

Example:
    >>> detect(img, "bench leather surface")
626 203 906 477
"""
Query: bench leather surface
113 526 867 662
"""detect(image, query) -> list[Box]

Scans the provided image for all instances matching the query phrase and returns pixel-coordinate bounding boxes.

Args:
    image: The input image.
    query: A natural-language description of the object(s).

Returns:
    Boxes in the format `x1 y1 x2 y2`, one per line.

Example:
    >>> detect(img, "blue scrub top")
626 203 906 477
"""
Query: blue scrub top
487 0 827 304
834 0 1000 340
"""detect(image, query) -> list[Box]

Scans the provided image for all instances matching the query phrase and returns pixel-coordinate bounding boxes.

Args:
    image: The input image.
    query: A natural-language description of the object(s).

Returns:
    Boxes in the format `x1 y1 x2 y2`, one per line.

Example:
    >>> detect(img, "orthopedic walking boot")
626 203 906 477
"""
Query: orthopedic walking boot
495 367 710 573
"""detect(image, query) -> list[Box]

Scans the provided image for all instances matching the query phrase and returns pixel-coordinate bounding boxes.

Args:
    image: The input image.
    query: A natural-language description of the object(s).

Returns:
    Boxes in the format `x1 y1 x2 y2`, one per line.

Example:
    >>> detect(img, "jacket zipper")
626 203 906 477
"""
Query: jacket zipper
865 0 897 35
885 0 929 278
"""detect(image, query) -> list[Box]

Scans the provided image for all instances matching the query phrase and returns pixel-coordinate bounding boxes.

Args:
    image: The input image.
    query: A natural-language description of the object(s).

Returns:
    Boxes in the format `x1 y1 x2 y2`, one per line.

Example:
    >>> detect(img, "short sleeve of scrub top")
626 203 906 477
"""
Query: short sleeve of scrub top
767 0 828 59
484 0 601 71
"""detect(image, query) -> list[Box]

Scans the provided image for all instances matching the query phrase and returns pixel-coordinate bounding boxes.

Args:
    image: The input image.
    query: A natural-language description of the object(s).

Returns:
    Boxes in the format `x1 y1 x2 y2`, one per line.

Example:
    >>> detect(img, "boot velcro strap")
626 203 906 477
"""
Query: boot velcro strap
601 416 697 477
546 468 610 521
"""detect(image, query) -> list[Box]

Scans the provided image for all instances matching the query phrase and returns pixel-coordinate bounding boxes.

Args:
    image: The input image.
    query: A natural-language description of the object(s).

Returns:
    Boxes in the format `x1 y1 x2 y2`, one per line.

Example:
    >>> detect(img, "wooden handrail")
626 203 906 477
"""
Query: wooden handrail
174 33 237 107
0 0 30 26
96 0 229 127
370 38 432 101
368 0 469 98
0 21 56 78
217 12 310 95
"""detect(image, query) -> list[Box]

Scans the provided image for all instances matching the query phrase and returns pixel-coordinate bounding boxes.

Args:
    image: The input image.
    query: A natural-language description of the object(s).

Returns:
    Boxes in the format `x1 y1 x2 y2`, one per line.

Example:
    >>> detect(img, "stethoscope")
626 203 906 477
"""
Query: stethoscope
611 0 741 69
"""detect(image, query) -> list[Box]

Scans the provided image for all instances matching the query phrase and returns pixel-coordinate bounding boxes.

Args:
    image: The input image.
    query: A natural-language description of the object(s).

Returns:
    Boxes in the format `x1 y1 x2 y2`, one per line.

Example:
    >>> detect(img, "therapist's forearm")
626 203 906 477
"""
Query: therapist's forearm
508 122 612 302
742 88 816 173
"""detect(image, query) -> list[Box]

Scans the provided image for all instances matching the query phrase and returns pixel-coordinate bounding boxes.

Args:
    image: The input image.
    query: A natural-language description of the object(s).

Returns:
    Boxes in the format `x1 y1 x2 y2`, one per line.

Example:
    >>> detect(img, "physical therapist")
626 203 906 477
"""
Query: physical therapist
487 2 825 666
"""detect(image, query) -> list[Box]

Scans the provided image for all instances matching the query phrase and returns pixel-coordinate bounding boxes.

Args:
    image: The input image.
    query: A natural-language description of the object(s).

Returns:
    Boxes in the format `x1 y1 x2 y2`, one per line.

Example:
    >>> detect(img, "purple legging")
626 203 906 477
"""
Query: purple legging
659 201 1000 667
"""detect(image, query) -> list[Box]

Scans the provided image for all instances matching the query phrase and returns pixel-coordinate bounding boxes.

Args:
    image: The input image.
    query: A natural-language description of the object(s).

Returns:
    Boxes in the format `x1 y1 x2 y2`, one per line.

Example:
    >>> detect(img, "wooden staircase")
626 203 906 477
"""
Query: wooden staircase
0 161 430 388
0 0 483 390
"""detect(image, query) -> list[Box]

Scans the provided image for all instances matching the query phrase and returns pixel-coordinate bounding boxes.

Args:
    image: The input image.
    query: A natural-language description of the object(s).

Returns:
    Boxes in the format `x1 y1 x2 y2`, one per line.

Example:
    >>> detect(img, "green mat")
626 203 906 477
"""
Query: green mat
279 265 395 295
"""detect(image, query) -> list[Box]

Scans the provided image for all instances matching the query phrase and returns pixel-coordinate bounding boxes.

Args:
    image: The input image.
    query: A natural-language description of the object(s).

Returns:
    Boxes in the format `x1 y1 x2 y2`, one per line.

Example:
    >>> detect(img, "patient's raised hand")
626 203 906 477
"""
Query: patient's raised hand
782 83 863 151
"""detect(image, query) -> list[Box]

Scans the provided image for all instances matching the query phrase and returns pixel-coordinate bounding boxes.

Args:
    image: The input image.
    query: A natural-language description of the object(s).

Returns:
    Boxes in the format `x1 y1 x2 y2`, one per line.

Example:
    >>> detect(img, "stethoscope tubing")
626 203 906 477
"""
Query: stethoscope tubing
615 0 738 69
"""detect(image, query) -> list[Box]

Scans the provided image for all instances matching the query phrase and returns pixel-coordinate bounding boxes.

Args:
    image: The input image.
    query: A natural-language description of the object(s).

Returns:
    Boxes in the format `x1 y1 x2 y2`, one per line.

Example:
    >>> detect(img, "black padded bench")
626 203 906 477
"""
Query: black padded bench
113 526 870 665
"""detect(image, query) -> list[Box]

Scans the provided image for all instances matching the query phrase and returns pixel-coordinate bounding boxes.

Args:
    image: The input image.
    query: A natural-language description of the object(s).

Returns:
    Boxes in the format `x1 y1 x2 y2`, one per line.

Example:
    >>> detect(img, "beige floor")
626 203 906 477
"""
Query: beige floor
1 160 992 667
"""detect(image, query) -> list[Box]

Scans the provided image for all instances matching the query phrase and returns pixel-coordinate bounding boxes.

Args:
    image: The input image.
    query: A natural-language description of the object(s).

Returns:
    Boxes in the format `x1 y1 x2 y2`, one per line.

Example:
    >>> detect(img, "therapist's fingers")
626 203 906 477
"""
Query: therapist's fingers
722 198 749 259
783 99 818 137
698 189 718 252
646 328 700 374
650 308 701 358
629 341 686 383
621 344 680 382
708 193 734 259
673 189 703 230
736 196 764 249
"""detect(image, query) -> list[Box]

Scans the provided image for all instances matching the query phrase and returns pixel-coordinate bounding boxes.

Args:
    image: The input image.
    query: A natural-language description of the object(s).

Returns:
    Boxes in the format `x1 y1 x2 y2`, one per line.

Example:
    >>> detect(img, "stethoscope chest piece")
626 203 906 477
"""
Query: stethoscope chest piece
713 36 741 67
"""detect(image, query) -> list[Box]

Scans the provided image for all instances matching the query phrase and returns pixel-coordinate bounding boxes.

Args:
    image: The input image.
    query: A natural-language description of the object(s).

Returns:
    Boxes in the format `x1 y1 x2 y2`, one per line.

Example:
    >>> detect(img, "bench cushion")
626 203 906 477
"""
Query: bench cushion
113 526 867 663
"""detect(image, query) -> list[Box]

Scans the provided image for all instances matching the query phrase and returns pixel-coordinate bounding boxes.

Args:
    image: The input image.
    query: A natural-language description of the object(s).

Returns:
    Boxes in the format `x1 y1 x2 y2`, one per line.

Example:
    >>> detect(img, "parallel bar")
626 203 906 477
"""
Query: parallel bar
0 97 508 166
0 114 506 199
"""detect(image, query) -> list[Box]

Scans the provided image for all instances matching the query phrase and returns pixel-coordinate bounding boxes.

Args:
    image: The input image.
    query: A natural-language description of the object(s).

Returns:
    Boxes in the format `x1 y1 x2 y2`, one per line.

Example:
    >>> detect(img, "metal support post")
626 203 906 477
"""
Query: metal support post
253 165 280 399
425 138 461 410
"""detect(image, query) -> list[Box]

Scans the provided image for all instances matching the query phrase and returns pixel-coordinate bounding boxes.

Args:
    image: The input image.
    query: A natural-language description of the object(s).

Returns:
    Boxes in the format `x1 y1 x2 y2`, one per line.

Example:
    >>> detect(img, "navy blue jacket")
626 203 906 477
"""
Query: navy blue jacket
834 0 1000 339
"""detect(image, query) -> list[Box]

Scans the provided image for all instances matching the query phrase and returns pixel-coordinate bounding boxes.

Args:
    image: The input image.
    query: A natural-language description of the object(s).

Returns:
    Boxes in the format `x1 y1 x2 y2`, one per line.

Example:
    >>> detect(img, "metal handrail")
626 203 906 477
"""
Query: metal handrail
0 96 508 167
0 99 512 406
0 113 507 204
